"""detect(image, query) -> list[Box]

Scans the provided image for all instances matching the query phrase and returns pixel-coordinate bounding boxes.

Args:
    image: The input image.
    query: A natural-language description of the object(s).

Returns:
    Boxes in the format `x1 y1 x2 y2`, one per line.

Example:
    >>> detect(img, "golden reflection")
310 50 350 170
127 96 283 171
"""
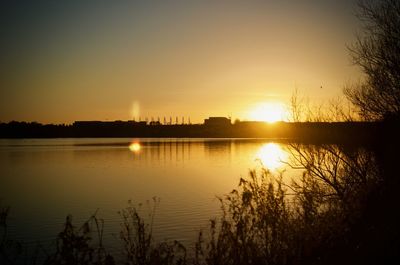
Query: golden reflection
255 143 287 171
129 142 141 153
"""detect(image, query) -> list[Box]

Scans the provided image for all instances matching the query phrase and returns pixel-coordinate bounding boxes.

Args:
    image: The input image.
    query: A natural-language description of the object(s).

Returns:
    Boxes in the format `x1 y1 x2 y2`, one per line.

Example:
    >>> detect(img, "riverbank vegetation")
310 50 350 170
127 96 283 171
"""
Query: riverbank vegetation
1 0 400 264
1 139 399 265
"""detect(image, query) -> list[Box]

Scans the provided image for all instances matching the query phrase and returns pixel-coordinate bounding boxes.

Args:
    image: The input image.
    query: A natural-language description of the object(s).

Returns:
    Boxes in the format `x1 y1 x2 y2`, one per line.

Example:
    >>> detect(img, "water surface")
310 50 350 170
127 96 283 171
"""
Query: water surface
0 138 301 252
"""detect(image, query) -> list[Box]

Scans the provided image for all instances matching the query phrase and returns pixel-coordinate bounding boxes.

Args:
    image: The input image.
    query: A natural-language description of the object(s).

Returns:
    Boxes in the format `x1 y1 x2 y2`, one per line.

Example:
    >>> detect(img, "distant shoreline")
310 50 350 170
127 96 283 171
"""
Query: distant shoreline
1 120 398 144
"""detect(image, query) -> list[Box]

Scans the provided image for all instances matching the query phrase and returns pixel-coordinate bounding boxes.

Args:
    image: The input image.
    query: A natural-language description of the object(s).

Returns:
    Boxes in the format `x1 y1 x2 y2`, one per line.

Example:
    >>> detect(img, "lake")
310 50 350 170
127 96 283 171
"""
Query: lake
0 138 302 255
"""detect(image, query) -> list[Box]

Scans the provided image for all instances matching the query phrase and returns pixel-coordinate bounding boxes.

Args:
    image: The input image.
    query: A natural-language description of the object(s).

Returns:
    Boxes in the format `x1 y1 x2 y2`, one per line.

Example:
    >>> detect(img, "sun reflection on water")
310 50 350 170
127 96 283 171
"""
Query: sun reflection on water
129 142 141 153
254 143 287 171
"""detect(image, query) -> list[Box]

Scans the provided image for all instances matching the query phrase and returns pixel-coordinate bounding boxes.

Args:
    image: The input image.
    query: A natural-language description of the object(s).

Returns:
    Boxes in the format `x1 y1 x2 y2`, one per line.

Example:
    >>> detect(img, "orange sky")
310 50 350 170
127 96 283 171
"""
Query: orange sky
0 0 363 124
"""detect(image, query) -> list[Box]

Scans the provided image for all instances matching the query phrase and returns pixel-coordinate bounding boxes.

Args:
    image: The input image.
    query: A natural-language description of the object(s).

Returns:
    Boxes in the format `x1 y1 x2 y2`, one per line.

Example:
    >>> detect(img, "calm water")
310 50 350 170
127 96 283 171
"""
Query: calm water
0 138 301 254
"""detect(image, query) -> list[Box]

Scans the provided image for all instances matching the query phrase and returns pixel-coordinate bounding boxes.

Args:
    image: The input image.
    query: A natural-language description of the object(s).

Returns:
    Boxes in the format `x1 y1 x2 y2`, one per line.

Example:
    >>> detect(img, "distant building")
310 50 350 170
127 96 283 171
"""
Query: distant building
204 117 231 126
73 120 147 127
73 121 105 127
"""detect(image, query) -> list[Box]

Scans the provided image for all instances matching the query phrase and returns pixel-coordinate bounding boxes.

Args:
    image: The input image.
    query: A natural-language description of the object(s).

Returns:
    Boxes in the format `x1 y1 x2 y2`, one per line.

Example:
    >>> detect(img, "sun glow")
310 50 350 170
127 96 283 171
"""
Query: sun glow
255 143 287 171
249 102 287 123
129 142 141 153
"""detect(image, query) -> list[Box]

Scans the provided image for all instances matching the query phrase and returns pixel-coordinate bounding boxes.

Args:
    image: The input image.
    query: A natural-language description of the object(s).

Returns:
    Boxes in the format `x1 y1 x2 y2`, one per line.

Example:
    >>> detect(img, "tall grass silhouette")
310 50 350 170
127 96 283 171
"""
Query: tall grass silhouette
194 144 381 265
0 144 391 265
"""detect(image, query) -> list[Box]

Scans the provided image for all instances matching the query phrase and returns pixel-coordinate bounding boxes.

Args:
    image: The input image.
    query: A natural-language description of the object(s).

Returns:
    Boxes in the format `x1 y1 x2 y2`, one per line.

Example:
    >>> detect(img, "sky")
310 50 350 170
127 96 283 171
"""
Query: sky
0 0 364 124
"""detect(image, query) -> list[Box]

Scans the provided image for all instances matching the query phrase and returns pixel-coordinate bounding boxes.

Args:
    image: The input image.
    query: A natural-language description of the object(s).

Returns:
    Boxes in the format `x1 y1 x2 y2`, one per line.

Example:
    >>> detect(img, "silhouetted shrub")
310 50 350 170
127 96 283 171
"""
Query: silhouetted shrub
119 198 187 265
345 0 400 121
44 212 115 265
0 145 391 265
194 145 381 265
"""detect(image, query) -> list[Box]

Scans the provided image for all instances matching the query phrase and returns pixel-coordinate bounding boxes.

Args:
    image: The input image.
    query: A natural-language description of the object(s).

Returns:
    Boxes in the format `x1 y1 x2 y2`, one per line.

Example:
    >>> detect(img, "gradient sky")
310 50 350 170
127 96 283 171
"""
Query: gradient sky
0 0 364 124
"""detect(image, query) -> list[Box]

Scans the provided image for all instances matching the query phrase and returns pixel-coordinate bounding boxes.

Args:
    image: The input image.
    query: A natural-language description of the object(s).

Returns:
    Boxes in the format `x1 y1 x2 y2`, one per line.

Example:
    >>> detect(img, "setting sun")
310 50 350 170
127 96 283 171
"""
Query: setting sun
249 102 287 123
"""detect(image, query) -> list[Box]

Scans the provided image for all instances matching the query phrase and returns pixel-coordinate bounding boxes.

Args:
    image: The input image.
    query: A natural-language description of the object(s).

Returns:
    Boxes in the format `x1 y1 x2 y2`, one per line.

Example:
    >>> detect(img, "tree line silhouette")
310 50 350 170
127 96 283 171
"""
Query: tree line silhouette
1 0 400 264
0 120 393 145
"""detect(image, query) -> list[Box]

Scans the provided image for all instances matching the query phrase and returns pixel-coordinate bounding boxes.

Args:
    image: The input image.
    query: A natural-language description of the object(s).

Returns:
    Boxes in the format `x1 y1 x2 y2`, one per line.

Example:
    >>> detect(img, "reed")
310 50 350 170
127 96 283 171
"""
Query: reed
0 145 391 265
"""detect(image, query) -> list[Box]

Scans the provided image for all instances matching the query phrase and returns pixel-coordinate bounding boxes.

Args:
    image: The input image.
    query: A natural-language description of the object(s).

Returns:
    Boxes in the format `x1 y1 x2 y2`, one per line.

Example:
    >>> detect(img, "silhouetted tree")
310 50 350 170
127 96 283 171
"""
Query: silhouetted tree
344 0 400 121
